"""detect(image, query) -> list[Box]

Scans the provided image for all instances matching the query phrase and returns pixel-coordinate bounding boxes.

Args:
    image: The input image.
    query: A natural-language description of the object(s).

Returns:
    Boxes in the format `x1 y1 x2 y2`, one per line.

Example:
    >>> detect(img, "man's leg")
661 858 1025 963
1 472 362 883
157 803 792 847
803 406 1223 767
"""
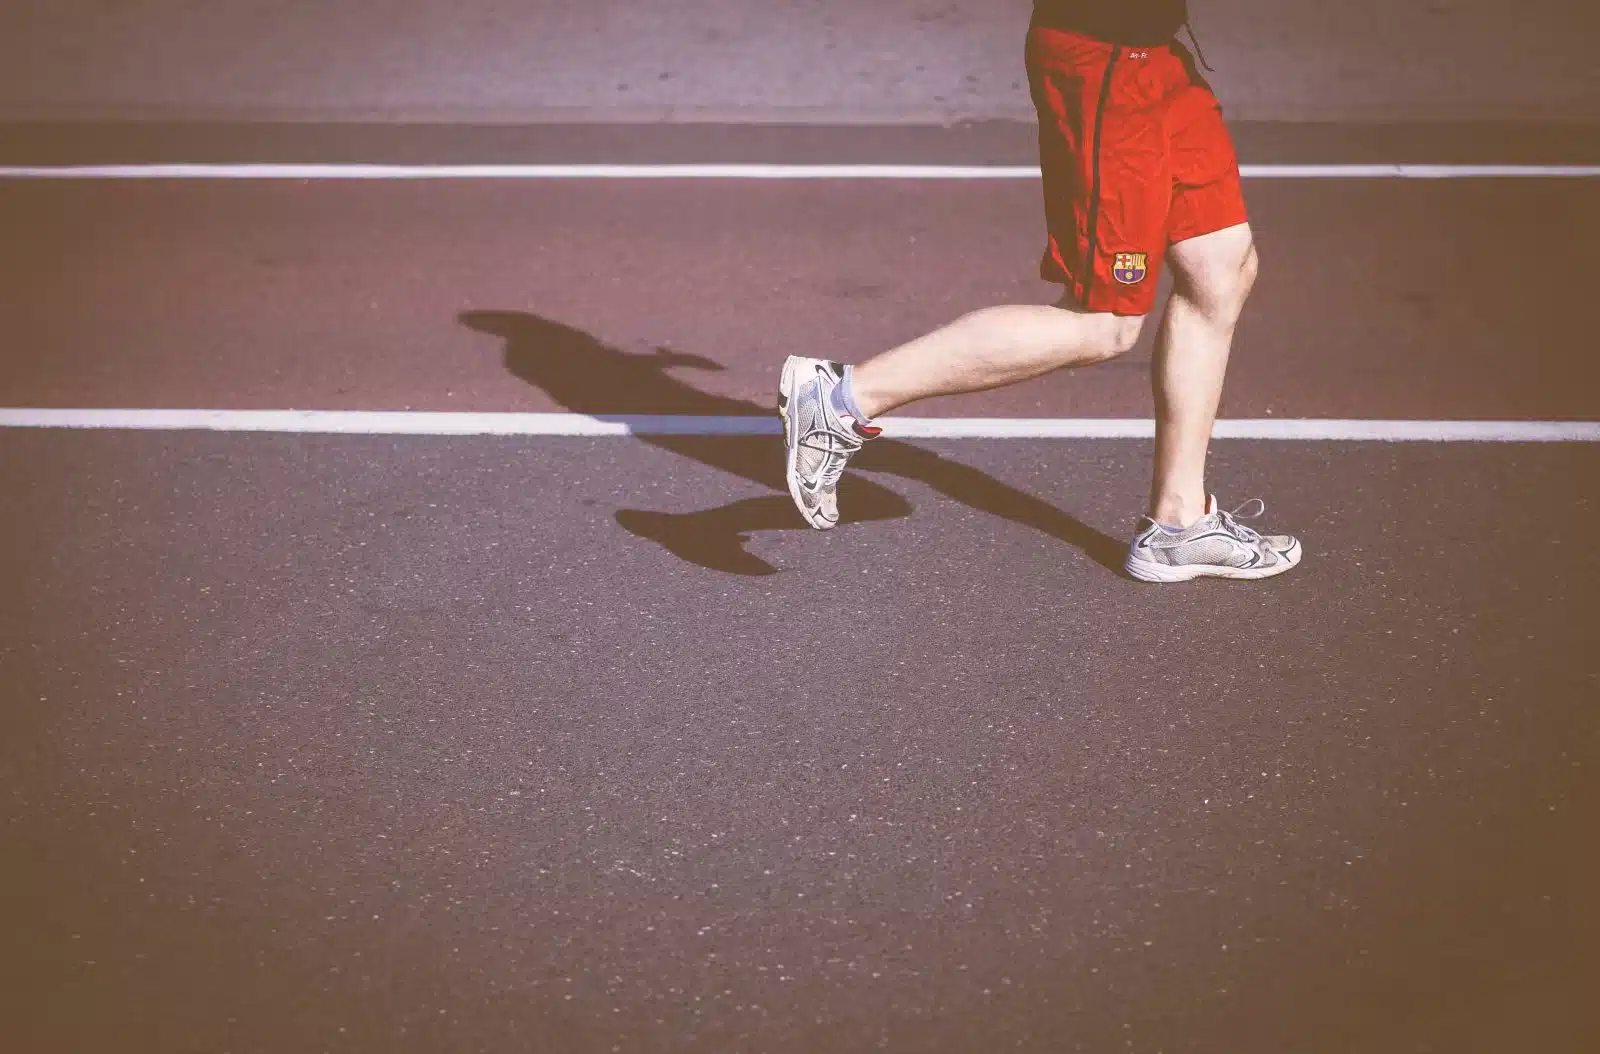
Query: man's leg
776 300 1142 530
1123 220 1300 582
1148 222 1258 527
1119 47 1301 582
776 19 1168 529
847 300 1144 421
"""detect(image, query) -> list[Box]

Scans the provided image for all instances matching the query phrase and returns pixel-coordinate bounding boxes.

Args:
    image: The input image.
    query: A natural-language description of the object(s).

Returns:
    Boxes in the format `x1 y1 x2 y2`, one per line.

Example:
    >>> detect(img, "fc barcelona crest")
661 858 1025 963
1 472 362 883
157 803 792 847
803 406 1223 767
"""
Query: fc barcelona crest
1112 252 1149 285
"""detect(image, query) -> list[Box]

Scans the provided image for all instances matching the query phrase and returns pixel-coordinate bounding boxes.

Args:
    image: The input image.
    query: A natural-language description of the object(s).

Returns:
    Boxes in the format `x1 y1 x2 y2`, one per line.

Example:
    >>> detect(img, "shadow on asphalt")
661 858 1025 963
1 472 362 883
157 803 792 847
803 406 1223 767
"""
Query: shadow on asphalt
461 309 1126 577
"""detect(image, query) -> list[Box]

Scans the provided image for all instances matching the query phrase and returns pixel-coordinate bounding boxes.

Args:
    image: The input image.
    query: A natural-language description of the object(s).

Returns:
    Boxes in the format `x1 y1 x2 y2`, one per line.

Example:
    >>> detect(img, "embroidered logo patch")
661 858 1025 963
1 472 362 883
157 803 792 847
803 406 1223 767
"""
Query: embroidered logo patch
1112 252 1149 285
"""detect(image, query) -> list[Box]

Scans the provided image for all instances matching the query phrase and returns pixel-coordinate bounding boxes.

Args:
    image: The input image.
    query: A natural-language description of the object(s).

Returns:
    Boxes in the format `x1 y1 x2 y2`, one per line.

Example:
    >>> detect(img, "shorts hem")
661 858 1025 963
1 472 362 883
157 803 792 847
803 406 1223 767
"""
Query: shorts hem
1043 273 1154 318
1168 212 1251 248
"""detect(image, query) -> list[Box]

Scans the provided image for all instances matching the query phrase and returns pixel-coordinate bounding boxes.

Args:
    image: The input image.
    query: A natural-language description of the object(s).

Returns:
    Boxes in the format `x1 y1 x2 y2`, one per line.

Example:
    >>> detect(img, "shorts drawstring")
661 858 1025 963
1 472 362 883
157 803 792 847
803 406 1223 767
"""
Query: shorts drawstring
1181 19 1213 71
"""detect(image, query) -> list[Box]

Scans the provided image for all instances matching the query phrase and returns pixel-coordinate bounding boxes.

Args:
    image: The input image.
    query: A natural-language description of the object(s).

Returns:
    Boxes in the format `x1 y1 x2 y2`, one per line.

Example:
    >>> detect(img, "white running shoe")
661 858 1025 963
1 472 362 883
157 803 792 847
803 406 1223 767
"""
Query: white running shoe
1125 496 1303 582
777 356 880 530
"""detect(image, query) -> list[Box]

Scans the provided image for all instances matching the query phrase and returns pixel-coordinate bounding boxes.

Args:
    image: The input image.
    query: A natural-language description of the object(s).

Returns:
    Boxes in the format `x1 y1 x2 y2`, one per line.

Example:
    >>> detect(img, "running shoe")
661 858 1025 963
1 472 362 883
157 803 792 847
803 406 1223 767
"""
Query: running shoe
1125 496 1302 582
777 356 879 530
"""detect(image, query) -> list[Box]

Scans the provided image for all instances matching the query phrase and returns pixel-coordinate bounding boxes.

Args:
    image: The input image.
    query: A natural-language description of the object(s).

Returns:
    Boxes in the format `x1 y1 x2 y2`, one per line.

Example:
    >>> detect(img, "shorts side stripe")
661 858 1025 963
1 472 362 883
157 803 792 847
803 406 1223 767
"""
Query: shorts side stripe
1081 46 1121 308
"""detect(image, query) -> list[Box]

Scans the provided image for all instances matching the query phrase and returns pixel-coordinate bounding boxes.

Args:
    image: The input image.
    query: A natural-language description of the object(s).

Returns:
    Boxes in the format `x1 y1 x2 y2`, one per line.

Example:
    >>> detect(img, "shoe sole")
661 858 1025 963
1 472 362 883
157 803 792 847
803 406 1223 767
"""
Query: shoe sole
1125 538 1303 583
777 355 838 531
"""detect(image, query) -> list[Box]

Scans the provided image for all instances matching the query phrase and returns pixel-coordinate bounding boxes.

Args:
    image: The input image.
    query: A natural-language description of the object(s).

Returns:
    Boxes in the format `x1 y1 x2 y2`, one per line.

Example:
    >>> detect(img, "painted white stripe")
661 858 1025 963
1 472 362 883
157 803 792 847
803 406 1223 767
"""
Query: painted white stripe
0 163 1035 181
1241 163 1600 180
0 162 1598 181
2 409 1597 442
1211 418 1600 442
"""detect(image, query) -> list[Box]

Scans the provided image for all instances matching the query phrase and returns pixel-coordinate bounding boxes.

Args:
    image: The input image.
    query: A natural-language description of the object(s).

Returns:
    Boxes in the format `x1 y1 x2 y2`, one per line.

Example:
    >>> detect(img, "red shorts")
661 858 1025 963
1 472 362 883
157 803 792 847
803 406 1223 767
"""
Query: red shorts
1025 24 1249 316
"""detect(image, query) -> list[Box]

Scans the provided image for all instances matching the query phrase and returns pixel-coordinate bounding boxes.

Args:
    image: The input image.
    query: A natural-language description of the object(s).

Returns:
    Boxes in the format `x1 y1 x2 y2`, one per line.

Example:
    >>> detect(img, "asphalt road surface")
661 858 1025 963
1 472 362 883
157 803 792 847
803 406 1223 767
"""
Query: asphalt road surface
2 122 1598 1053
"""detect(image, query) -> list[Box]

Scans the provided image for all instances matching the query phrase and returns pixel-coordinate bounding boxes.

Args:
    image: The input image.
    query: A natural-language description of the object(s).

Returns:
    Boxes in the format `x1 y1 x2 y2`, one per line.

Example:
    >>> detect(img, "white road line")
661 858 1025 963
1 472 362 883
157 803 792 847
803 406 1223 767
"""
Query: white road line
0 163 1598 181
2 409 1597 442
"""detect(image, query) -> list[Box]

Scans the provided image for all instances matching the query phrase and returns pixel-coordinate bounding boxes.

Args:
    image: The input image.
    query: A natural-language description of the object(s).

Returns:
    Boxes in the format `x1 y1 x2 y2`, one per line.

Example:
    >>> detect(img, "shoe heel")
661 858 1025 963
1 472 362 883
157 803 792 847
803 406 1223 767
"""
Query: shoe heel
777 356 801 423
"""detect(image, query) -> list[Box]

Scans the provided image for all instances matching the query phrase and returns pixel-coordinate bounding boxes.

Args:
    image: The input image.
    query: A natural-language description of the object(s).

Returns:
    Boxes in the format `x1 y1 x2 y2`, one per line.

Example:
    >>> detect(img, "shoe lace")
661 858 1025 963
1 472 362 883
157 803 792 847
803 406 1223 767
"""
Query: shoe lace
1216 498 1266 543
802 428 859 490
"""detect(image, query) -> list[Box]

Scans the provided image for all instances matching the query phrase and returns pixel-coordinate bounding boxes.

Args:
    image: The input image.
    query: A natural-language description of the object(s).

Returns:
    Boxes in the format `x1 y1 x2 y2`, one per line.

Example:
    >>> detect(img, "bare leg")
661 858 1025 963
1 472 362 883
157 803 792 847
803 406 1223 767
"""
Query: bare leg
1148 222 1259 526
848 299 1145 420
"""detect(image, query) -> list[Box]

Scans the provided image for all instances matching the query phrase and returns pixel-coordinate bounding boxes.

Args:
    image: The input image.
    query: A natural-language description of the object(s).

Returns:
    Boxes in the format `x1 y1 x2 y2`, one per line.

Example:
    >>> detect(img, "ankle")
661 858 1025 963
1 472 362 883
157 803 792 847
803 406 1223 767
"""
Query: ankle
839 366 891 422
1150 494 1208 528
820 364 866 420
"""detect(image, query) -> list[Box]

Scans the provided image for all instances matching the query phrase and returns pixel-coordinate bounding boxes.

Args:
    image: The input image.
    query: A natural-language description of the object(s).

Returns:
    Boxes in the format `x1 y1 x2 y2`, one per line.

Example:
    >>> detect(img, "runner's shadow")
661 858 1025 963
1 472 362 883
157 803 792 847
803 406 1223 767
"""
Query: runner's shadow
460 310 1126 577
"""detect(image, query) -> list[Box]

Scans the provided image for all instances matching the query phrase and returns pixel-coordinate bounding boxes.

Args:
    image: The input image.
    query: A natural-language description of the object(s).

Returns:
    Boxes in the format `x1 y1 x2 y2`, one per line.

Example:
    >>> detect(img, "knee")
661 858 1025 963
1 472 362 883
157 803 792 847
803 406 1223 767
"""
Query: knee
1182 241 1258 324
1222 244 1260 325
1047 295 1145 362
1078 312 1144 363
1105 314 1145 357
1240 243 1260 299
1214 242 1259 316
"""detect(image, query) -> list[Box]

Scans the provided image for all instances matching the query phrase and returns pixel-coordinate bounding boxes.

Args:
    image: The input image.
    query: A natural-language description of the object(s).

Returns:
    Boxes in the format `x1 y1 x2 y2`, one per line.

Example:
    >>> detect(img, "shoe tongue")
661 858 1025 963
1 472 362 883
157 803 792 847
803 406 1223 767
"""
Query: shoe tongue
1204 494 1218 517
